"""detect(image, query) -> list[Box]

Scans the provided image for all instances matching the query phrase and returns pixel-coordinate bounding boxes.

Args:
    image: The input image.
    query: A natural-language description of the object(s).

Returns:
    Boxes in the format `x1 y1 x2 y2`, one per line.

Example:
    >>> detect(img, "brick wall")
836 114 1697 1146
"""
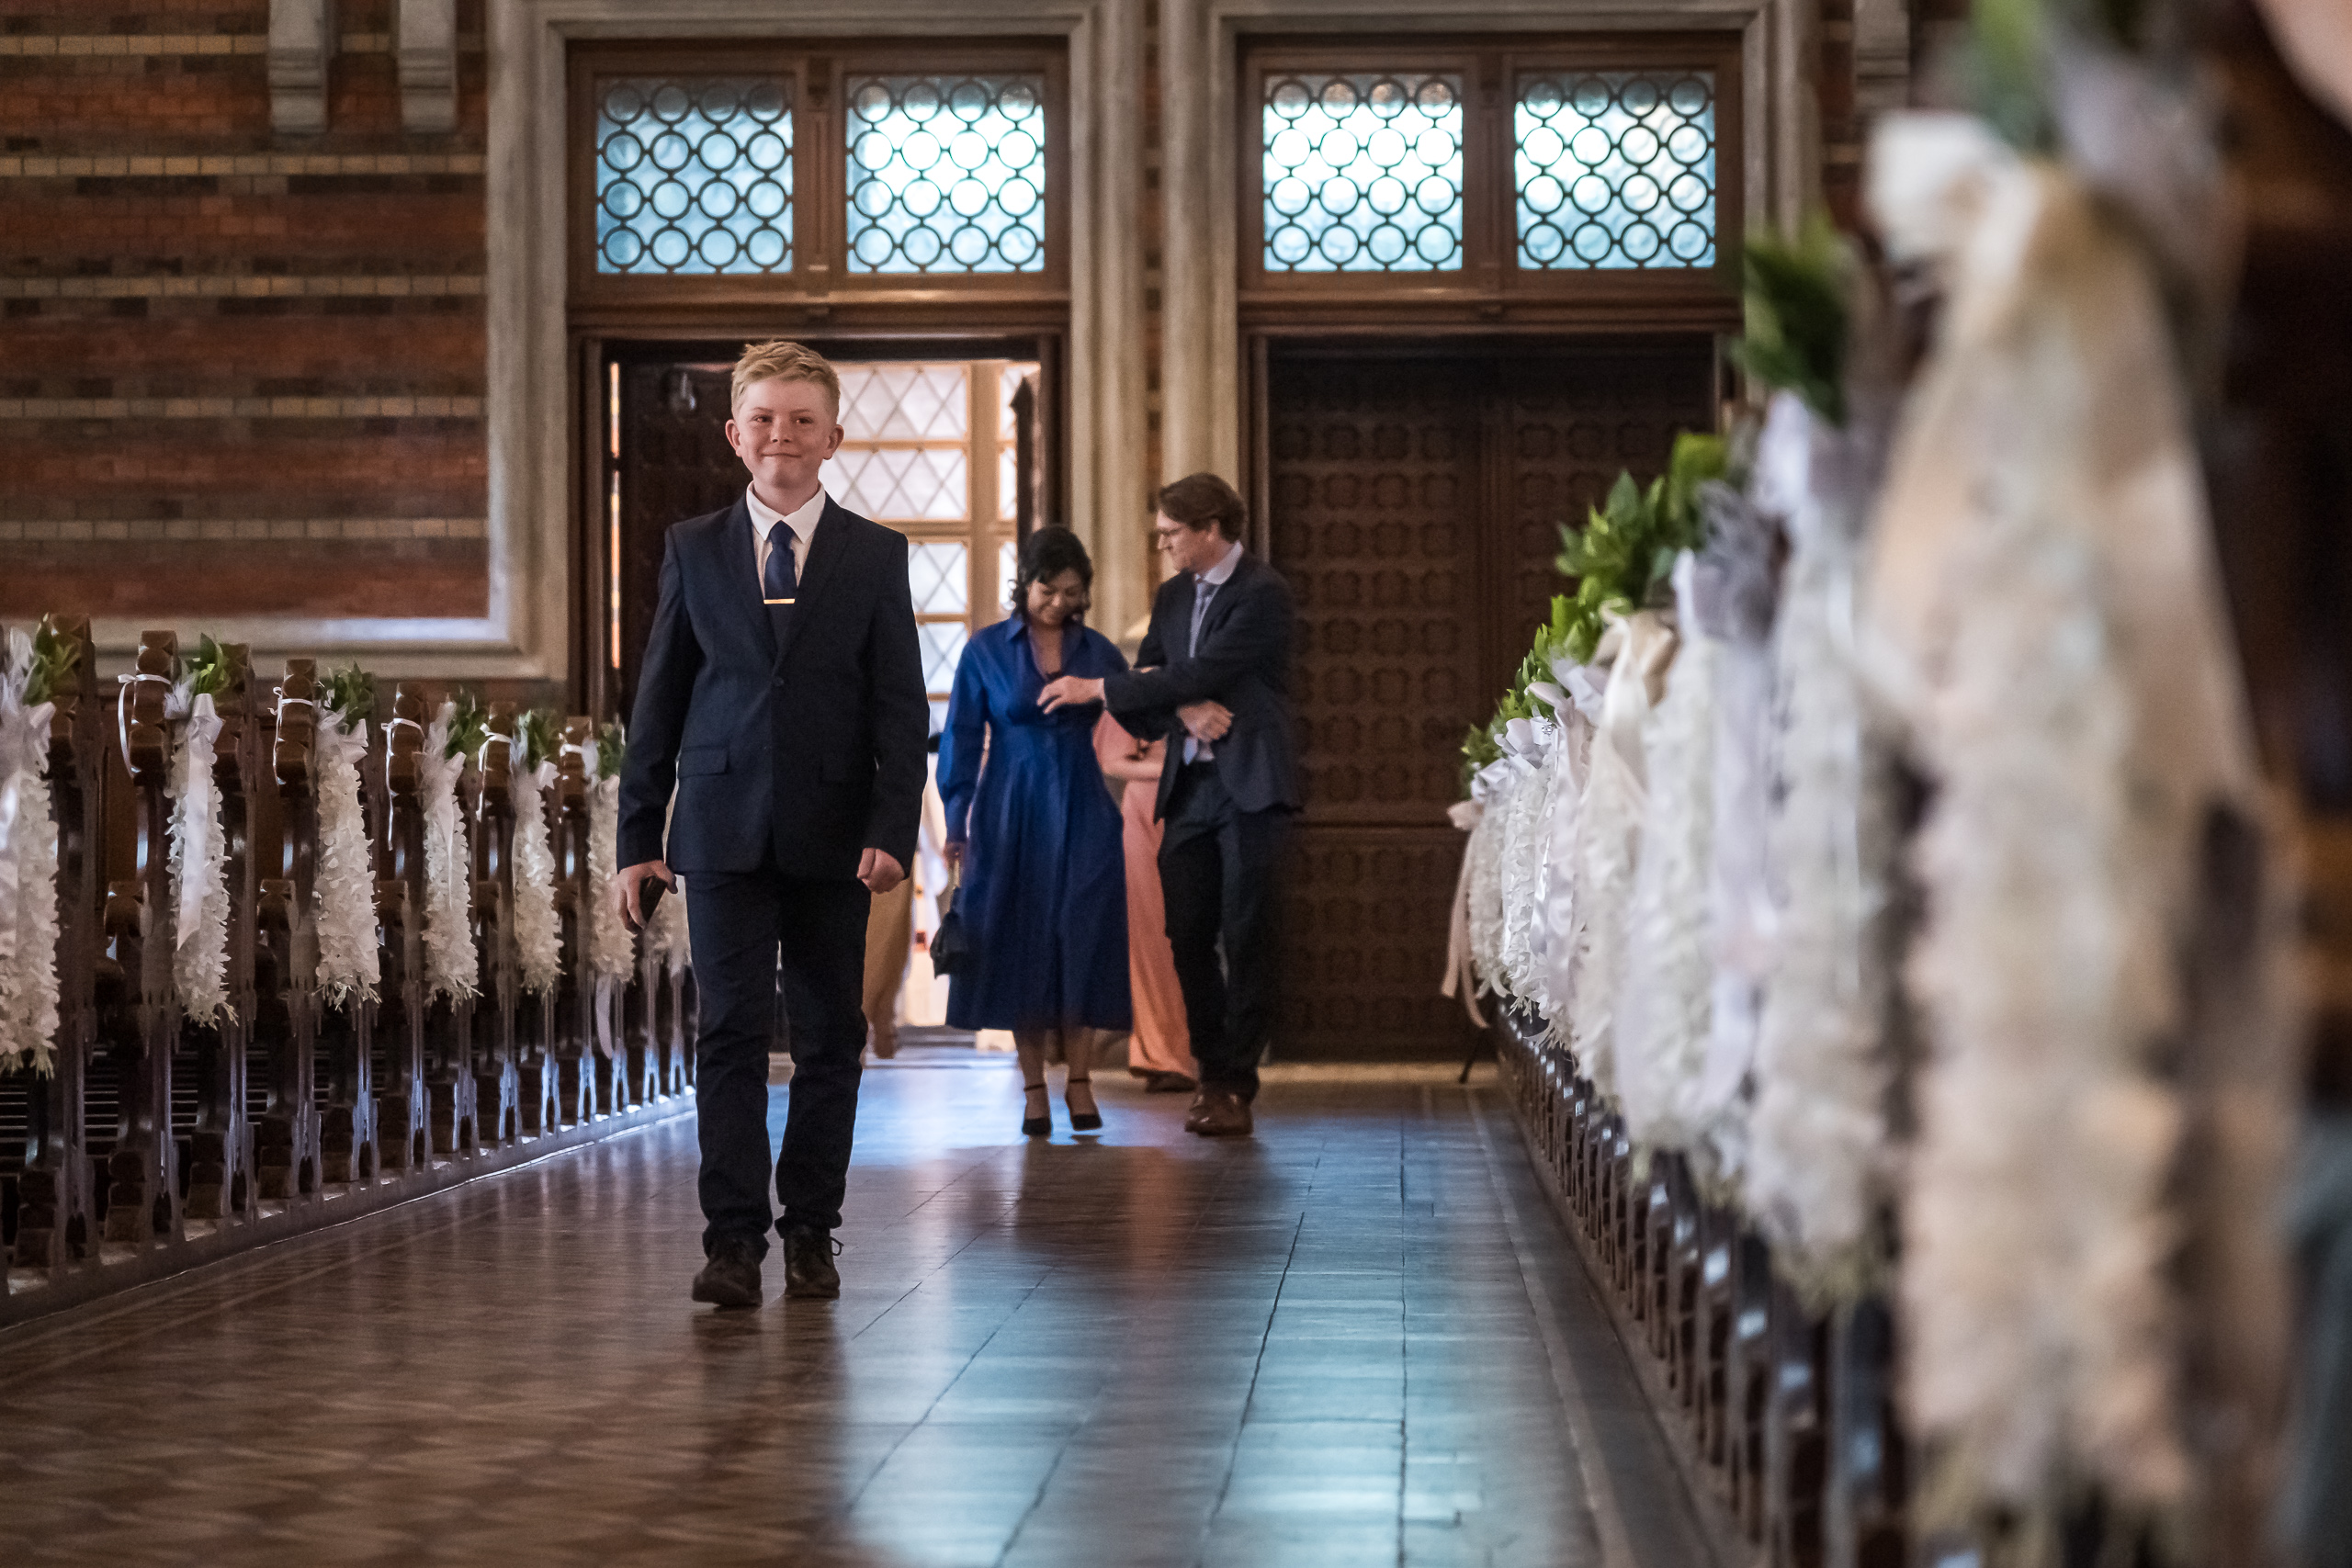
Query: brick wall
0 0 491 623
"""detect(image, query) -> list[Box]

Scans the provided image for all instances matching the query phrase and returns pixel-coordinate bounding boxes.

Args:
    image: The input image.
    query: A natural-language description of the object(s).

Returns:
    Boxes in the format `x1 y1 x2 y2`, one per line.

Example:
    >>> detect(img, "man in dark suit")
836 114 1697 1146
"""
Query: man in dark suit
616 341 927 1309
1040 473 1298 1137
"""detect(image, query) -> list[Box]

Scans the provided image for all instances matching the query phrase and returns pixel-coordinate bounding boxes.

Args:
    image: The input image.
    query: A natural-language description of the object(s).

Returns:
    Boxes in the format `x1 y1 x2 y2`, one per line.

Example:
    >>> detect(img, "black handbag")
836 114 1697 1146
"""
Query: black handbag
929 876 972 977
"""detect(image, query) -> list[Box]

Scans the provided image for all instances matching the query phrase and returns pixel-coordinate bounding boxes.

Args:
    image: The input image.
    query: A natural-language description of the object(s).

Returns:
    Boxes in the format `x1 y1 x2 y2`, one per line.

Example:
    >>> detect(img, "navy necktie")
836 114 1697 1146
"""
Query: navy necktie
763 521 797 648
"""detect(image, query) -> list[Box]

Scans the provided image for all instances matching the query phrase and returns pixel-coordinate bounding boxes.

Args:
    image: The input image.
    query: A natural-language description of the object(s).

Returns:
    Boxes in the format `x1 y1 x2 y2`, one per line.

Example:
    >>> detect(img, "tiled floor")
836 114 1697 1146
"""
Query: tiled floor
0 1059 1717 1568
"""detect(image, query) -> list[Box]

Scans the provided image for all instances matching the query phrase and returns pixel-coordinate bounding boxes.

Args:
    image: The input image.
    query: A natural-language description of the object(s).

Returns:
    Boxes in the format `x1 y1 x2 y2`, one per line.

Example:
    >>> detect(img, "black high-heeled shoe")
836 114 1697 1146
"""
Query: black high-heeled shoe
1066 1076 1102 1133
1022 1082 1052 1138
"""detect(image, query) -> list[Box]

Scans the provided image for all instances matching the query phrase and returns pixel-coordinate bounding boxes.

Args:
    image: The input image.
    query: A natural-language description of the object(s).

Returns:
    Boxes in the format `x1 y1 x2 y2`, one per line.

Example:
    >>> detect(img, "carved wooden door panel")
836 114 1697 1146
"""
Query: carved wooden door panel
1264 339 1715 1060
614 364 741 722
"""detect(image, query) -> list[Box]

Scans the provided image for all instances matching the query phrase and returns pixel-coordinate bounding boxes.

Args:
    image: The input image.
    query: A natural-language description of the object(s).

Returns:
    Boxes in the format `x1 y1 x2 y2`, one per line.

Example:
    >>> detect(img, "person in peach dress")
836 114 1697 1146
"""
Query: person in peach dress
1093 712 1198 1092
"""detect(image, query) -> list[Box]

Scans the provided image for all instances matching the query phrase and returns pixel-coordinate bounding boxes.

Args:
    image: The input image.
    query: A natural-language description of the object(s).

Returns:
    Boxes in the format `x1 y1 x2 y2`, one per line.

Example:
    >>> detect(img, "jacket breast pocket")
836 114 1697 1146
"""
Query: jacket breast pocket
678 745 729 777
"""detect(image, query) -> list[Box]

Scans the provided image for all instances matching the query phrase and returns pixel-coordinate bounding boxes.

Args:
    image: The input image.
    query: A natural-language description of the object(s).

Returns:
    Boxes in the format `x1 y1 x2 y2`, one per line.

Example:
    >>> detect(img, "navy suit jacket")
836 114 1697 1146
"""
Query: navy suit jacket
618 493 928 881
1103 551 1301 819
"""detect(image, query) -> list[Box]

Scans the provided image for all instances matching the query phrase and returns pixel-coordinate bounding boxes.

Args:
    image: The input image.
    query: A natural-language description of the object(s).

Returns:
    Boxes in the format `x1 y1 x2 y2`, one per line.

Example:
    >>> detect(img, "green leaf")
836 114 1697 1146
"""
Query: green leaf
323 663 376 734
515 707 561 772
22 616 80 707
442 689 490 761
596 719 627 781
1731 219 1852 425
182 634 232 699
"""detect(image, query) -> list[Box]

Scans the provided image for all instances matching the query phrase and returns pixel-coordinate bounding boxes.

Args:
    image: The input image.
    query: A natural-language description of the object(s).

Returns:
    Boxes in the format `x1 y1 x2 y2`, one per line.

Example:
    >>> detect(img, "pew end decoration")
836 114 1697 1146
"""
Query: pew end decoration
1 618 79 1073
509 708 564 997
310 662 379 1009
1450 20 2302 1546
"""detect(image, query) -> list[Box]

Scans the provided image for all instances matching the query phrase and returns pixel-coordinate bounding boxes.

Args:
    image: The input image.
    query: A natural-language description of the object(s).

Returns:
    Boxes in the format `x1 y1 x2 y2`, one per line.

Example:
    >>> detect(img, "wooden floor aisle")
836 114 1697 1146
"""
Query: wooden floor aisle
0 1059 1719 1568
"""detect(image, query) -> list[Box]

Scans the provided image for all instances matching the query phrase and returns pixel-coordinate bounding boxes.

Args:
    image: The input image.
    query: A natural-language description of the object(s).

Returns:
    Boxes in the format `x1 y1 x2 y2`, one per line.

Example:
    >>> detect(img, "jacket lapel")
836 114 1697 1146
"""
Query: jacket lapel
720 496 777 663
775 497 853 671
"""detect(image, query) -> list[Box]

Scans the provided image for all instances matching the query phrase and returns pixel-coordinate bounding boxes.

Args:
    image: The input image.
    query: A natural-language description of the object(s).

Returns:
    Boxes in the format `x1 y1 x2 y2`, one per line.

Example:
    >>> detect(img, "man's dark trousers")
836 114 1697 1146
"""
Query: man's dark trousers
686 860 869 1258
1159 761 1289 1101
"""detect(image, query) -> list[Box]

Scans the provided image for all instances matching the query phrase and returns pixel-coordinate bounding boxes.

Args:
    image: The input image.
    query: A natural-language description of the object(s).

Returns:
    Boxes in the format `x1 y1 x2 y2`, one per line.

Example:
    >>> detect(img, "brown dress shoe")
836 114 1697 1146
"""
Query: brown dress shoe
1184 1089 1253 1136
1142 1071 1198 1094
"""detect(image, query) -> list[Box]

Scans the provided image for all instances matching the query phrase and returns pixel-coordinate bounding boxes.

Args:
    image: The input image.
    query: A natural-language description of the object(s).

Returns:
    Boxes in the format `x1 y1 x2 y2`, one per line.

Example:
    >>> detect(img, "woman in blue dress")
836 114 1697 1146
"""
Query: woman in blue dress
940 527 1133 1136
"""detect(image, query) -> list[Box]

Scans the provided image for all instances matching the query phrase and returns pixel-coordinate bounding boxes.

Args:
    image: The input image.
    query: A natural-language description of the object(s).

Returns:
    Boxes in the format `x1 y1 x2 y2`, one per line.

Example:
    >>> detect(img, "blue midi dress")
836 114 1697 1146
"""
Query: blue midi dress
938 616 1134 1032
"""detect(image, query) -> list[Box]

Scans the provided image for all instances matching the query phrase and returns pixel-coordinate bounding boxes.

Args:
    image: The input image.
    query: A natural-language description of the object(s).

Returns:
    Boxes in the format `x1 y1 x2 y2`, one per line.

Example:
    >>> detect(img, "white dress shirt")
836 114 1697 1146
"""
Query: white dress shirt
748 484 826 590
1183 538 1247 764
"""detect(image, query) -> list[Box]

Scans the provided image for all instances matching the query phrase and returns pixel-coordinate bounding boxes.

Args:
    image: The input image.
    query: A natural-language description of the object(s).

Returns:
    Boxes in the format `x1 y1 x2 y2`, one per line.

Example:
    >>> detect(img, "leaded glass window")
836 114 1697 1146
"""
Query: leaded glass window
846 74 1047 274
1261 73 1464 273
594 77 793 275
820 359 1035 734
1516 72 1716 270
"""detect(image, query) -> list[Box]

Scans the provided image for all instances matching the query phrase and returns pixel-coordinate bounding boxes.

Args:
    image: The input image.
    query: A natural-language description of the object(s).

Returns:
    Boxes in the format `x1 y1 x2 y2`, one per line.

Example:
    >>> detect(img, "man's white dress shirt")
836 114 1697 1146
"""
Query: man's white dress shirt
748 484 825 592
1183 538 1246 764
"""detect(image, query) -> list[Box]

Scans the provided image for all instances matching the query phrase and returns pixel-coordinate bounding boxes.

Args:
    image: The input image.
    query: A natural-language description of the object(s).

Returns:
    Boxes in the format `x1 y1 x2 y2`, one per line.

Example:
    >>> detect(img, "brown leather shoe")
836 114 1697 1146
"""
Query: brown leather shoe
1184 1089 1253 1137
1142 1071 1198 1094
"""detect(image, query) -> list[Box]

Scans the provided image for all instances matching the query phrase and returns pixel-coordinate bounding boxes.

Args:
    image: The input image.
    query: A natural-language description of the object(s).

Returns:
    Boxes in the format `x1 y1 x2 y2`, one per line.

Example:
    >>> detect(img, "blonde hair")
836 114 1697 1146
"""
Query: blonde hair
730 340 842 416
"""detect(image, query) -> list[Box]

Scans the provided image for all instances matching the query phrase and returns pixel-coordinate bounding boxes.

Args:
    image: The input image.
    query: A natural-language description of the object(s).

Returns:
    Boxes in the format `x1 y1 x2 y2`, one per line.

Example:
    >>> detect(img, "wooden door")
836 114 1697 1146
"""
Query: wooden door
1263 338 1716 1060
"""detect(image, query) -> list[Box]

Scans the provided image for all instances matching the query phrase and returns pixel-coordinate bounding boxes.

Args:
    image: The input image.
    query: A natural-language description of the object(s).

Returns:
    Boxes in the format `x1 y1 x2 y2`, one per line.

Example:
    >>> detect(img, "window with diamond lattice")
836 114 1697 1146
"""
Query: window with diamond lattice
822 359 1036 732
1242 40 1738 303
594 77 793 275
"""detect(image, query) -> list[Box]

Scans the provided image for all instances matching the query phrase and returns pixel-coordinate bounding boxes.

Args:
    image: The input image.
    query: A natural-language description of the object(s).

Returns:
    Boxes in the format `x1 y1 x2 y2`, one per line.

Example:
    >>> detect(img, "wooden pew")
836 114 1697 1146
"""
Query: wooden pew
6 616 101 1283
252 659 323 1202
424 698 480 1159
550 718 598 1126
180 640 255 1225
374 682 430 1172
316 682 379 1187
98 630 180 1248
469 705 520 1147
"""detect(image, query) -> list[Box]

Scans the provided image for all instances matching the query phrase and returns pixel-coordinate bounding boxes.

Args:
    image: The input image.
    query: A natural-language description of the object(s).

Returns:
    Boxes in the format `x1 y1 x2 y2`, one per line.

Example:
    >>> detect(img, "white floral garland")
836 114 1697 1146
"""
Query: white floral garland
1534 682 1599 1037
311 713 378 1009
0 633 60 1072
415 703 478 1002
1441 797 1488 1026
510 760 562 996
1864 115 2275 1524
1615 558 1719 1158
166 683 232 1029
582 759 636 1058
1566 612 1669 1100
1743 394 1896 1305
1495 716 1558 1000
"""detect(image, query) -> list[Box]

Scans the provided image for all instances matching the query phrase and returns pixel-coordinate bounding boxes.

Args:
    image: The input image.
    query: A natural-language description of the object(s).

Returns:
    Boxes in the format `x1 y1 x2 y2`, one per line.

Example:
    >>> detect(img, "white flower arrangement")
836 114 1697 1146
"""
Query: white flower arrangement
0 626 62 1072
166 678 232 1029
510 759 563 997
311 706 378 1009
1614 558 1719 1159
415 702 478 1003
1742 394 1895 1305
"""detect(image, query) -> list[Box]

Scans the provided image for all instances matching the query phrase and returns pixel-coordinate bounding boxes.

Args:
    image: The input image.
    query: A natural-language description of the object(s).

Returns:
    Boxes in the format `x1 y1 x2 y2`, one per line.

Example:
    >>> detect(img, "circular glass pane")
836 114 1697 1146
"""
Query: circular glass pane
998 130 1039 170
1366 223 1407 265
902 225 944 266
650 85 691 123
600 228 643 268
747 178 787 220
1268 223 1311 265
1522 173 1564 216
1569 173 1611 215
1413 129 1455 167
650 131 693 173
1521 77 1563 118
1319 78 1359 114
744 81 786 121
1569 77 1611 117
1620 78 1661 116
696 130 741 175
1366 175 1408 215
901 177 943 218
1414 175 1455 215
949 176 990 217
697 227 741 267
853 82 893 122
650 177 691 220
948 79 990 122
1523 221 1565 265
1620 125 1660 165
601 180 643 219
746 227 786 267
1317 224 1361 264
1269 175 1311 218
697 179 741 219
1668 220 1710 261
852 130 896 172
999 79 1039 117
1620 173 1660 213
901 130 943 173
745 130 786 172
1319 175 1361 217
697 81 741 121
1570 220 1613 262
601 130 644 173
949 130 990 172
1270 79 1311 119
851 176 894 218
852 227 897 265
1413 223 1455 263
1416 78 1455 112
602 83 646 122
998 175 1039 216
1668 77 1711 117
650 226 691 267
999 224 1040 266
948 223 990 265
901 80 942 120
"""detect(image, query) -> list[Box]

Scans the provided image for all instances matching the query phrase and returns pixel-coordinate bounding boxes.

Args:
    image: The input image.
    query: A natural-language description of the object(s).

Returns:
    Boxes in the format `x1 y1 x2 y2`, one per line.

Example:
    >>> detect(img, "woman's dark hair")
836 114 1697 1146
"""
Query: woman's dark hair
1156 471 1246 541
1010 525 1094 618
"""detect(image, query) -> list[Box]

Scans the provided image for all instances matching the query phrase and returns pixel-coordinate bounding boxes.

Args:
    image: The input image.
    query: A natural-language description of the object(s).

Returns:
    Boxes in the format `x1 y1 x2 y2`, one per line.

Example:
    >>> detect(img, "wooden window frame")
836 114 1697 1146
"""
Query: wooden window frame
1238 34 1743 313
570 39 1071 311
